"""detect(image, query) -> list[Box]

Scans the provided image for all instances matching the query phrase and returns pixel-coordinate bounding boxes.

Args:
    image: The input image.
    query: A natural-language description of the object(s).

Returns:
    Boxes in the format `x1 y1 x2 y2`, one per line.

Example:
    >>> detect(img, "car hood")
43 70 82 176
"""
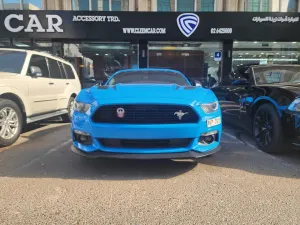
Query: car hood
80 84 216 103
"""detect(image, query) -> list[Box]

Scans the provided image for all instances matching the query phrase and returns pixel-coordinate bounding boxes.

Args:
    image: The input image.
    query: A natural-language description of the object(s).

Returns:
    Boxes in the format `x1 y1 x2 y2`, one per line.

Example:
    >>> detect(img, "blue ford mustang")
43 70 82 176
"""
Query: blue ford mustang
71 68 222 159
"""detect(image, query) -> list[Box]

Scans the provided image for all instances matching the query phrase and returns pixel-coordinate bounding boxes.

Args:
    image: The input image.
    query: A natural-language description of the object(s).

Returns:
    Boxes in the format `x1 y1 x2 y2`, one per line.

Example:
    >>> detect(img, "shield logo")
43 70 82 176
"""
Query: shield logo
116 108 125 118
177 13 199 38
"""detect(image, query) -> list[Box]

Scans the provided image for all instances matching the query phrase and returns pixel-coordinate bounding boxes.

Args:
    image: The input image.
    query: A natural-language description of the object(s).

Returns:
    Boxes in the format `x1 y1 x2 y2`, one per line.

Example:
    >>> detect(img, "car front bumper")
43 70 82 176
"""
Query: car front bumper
71 144 221 159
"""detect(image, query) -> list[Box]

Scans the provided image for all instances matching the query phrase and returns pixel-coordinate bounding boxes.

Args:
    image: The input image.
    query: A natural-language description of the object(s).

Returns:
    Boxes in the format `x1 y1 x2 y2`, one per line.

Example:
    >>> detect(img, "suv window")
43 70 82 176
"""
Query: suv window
0 50 26 74
57 61 67 79
63 64 76 79
27 55 49 78
47 58 63 79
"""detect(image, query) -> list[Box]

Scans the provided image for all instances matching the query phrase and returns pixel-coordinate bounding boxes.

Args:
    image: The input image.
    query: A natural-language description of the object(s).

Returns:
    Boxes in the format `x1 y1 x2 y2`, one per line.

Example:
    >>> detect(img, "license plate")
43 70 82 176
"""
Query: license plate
207 117 221 128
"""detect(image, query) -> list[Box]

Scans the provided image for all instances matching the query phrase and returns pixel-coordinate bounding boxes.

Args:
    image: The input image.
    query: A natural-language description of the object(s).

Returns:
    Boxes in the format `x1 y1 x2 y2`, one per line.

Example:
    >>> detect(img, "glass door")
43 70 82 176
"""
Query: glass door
148 41 223 87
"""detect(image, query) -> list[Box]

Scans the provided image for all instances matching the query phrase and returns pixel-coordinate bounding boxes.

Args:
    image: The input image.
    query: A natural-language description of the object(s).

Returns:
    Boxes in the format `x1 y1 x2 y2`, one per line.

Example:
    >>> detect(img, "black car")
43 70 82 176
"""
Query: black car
212 64 300 153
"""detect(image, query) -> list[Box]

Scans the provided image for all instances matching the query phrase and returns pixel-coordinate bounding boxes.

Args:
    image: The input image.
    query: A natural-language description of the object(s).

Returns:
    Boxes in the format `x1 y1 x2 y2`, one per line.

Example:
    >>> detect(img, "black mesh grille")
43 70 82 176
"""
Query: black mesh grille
99 138 192 149
92 104 199 124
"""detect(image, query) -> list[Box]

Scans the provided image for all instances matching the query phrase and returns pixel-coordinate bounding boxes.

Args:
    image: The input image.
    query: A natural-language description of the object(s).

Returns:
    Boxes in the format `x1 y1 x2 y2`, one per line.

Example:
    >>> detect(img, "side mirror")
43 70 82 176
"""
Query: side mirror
30 66 42 77
232 78 249 85
95 80 104 86
194 80 202 87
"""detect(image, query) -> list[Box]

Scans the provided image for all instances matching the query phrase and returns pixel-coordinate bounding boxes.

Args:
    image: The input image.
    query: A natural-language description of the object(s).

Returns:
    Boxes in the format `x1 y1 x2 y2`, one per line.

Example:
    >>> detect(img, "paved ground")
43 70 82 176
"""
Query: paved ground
0 120 300 225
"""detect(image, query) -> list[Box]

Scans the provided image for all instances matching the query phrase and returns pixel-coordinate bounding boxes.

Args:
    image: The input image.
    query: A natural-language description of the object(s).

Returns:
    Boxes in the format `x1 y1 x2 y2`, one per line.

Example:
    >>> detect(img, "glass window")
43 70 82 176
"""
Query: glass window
47 58 63 79
24 0 43 10
0 39 10 47
27 55 50 78
107 70 190 86
253 66 300 84
177 0 194 11
112 0 121 10
0 50 26 74
13 39 32 49
148 41 222 88
57 61 67 79
63 42 138 81
103 0 109 10
198 0 214 11
3 0 21 10
245 0 269 12
63 64 76 79
232 41 300 71
72 0 89 10
157 0 171 11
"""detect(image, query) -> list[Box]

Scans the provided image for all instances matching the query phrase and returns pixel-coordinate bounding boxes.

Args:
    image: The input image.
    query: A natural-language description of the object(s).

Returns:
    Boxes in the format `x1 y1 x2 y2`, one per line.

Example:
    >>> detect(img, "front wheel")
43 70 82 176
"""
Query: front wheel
0 99 23 147
253 103 283 153
62 96 75 123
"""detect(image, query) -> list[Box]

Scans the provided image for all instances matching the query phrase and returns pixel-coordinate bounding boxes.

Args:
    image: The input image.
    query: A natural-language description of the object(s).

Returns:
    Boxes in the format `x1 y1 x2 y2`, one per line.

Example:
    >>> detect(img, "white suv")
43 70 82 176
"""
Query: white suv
0 48 81 147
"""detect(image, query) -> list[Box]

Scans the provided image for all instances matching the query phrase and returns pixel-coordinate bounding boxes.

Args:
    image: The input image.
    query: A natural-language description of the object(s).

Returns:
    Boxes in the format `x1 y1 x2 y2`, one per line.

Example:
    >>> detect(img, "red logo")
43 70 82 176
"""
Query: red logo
116 108 125 118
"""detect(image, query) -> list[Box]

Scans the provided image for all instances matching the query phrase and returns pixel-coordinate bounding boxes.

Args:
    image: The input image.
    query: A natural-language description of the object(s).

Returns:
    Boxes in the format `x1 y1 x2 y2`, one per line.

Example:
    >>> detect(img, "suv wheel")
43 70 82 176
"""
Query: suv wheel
253 103 283 153
62 96 75 123
0 99 23 147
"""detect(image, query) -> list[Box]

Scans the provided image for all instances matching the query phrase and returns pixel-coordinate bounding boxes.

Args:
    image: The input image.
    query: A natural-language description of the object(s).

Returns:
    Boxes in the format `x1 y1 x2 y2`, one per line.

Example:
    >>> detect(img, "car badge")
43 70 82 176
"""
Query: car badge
116 108 125 118
174 110 189 120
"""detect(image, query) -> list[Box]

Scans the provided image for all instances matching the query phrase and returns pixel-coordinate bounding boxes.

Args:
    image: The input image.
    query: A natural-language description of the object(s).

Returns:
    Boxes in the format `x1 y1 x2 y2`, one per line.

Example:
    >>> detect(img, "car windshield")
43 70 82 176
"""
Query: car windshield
106 70 190 86
253 66 300 84
0 50 27 74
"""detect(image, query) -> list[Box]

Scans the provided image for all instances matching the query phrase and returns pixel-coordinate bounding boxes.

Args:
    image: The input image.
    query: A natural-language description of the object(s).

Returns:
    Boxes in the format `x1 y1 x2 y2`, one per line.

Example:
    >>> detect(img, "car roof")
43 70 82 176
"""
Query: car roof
0 48 71 65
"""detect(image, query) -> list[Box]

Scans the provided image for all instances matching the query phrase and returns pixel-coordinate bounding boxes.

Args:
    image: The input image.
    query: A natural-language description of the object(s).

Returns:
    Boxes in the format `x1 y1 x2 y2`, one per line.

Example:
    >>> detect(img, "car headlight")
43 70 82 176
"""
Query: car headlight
288 98 300 112
200 101 219 113
73 101 91 113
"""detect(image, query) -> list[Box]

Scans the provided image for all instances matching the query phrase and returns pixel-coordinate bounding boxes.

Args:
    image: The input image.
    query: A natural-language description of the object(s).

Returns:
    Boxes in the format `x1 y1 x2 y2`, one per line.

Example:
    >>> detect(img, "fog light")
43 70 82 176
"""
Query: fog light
199 131 218 145
73 130 93 145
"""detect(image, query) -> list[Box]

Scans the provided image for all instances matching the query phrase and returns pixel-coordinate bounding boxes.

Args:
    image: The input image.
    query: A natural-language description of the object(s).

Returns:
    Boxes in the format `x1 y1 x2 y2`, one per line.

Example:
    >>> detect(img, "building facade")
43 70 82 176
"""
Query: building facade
0 0 300 84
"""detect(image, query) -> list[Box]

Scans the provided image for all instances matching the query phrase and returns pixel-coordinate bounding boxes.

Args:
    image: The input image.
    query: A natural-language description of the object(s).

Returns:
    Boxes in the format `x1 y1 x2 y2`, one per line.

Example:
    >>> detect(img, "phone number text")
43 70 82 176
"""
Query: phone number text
210 28 232 34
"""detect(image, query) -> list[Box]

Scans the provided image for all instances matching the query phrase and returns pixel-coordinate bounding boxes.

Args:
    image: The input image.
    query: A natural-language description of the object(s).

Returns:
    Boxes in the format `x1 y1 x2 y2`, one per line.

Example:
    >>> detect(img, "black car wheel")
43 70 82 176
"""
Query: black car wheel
253 103 283 153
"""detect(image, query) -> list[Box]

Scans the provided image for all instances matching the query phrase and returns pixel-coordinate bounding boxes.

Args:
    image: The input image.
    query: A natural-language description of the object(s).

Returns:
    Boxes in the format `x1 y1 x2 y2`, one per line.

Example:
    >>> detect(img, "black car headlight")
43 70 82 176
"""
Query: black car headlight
288 98 300 112
200 101 219 113
73 100 91 113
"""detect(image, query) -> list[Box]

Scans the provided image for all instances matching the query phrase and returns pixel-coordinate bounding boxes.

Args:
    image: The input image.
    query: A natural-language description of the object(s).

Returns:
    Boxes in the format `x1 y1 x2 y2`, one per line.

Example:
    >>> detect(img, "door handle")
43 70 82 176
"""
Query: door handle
49 82 54 85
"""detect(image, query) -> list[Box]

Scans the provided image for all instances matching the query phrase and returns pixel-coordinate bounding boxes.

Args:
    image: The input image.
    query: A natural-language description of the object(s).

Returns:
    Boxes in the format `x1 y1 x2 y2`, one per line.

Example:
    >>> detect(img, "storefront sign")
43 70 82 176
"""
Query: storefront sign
1 11 300 41
210 28 232 34
177 13 199 37
252 16 299 23
4 14 63 33
72 15 120 22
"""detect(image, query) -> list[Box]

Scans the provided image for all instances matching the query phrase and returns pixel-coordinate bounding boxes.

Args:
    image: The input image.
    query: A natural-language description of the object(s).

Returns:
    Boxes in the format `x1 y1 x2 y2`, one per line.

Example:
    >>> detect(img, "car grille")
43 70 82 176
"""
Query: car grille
92 104 199 124
98 138 192 149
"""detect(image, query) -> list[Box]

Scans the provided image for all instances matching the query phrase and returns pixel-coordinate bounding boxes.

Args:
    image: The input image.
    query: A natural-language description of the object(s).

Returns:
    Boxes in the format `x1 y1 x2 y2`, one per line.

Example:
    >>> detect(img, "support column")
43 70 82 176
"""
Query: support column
221 40 233 81
138 39 148 68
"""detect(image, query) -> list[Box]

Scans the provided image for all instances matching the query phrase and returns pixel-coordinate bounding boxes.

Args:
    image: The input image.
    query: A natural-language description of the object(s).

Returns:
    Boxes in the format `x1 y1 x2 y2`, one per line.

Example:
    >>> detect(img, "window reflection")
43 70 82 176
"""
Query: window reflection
157 0 171 11
3 0 20 10
24 0 43 10
177 0 194 11
245 0 270 12
232 41 300 71
198 0 215 11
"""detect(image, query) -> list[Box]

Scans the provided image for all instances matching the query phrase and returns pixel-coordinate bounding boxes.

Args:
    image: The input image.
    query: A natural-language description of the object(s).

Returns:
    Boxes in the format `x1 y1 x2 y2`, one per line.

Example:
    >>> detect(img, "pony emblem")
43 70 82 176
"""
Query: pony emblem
174 110 189 120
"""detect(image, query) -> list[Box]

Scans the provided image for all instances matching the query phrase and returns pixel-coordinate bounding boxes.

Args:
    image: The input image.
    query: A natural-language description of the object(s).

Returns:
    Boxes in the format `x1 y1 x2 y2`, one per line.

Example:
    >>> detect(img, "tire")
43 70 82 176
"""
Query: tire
0 98 23 147
253 103 283 153
61 96 75 123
